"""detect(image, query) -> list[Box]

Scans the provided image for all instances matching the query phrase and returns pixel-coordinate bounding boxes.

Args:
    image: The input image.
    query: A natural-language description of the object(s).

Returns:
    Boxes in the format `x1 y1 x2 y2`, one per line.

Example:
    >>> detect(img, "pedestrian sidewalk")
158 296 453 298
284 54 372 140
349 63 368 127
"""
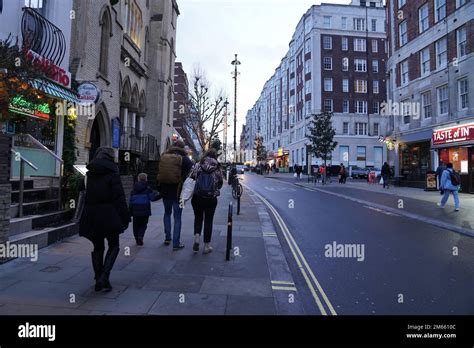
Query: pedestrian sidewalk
266 173 474 236
0 184 303 315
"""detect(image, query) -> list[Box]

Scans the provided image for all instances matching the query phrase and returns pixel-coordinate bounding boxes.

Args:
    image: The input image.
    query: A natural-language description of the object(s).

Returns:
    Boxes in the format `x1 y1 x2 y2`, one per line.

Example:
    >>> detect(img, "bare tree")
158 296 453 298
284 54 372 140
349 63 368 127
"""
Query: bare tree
177 68 228 152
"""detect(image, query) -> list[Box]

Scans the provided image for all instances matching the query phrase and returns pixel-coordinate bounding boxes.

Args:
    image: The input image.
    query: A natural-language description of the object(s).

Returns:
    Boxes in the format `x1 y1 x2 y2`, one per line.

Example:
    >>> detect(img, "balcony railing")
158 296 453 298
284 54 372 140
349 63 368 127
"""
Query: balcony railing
120 127 159 161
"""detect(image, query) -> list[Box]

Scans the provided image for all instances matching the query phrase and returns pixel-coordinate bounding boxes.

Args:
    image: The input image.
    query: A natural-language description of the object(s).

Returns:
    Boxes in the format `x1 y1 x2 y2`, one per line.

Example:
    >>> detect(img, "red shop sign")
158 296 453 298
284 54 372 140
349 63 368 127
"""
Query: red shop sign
25 49 72 88
432 123 474 146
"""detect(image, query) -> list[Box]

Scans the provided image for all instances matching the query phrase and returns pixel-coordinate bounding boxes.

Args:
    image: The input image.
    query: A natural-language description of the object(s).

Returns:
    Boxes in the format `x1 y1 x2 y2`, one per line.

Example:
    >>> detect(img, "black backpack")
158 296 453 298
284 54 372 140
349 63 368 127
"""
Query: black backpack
194 170 217 198
449 170 461 186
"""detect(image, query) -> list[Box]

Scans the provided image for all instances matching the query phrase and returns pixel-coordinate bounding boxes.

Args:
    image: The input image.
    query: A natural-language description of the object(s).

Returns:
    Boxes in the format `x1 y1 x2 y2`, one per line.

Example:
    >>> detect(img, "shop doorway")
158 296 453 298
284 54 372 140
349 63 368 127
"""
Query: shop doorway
470 147 474 193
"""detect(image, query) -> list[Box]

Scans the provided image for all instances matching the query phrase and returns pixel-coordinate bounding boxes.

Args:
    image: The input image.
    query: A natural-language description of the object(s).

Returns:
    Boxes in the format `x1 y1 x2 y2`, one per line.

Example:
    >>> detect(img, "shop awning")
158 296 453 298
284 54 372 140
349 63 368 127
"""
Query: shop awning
398 129 433 143
31 79 80 104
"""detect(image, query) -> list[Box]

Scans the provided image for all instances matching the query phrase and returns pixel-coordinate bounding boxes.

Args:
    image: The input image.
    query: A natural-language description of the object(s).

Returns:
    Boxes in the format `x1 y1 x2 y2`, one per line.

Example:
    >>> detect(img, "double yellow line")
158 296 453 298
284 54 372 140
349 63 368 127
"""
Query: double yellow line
245 184 337 316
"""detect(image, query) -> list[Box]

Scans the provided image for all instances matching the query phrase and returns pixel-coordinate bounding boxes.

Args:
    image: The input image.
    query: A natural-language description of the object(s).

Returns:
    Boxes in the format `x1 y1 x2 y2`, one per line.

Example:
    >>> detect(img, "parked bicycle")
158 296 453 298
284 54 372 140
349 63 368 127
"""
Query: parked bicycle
231 175 243 199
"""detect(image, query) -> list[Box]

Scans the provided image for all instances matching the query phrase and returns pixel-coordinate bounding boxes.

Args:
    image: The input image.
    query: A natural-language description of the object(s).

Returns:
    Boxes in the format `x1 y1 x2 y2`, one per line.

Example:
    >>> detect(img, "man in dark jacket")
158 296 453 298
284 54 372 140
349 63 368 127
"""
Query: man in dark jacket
436 161 446 191
79 147 130 292
129 173 161 246
381 162 391 189
158 139 193 250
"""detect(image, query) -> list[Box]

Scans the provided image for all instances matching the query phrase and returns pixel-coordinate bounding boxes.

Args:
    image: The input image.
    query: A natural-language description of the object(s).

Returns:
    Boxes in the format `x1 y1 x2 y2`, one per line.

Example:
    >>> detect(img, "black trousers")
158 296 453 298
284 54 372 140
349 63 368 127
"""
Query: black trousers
92 234 119 252
191 195 218 243
133 216 149 239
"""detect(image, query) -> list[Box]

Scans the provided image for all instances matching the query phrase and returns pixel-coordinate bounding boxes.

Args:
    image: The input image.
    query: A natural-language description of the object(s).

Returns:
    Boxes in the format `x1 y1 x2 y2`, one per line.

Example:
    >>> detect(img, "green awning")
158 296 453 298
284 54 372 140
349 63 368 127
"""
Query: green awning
31 79 80 104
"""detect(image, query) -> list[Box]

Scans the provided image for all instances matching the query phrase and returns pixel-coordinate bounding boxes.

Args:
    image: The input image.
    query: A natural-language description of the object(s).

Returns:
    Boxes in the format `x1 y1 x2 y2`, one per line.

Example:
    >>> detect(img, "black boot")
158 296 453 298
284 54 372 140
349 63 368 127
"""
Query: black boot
99 246 119 292
91 251 104 292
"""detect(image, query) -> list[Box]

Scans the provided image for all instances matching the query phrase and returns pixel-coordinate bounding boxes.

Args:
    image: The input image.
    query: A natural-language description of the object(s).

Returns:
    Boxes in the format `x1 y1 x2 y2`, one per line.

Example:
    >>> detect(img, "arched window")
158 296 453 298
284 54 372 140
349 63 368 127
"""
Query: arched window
99 9 111 76
144 27 149 64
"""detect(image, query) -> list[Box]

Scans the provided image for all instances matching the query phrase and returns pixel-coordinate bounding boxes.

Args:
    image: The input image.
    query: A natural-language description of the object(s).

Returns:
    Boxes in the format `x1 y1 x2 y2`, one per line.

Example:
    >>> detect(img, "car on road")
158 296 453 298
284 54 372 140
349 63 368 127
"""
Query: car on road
236 164 246 174
350 166 369 179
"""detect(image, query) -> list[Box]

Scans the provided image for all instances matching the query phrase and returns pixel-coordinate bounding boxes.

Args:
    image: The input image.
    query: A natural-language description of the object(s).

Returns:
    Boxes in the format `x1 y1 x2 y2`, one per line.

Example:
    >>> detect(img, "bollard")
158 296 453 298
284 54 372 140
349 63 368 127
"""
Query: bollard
237 194 240 215
226 201 233 261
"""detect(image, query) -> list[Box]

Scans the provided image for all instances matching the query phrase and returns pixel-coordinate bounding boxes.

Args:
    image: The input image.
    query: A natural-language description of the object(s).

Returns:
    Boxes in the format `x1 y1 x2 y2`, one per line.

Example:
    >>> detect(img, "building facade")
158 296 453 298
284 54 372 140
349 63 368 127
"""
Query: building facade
386 0 474 192
245 0 388 174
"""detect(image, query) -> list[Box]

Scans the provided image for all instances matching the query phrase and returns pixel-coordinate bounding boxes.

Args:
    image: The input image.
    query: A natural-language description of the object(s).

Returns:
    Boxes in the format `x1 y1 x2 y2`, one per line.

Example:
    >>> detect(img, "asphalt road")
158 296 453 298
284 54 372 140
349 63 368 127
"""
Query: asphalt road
240 173 474 315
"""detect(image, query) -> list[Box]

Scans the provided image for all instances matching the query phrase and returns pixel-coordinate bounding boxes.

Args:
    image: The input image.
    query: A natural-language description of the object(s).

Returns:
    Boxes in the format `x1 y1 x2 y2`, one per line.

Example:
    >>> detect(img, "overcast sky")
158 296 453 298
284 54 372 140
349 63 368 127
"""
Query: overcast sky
176 0 352 141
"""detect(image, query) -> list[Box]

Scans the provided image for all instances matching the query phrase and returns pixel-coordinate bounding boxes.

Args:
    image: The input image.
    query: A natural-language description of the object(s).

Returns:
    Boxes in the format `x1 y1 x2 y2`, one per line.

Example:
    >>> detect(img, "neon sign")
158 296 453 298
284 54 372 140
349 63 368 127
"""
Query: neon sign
9 95 51 120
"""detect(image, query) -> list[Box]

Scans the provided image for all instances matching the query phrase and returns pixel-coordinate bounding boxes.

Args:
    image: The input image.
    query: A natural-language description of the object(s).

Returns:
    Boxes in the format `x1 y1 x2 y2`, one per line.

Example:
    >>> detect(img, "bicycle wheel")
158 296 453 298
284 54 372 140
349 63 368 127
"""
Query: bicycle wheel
232 187 238 199
237 183 243 197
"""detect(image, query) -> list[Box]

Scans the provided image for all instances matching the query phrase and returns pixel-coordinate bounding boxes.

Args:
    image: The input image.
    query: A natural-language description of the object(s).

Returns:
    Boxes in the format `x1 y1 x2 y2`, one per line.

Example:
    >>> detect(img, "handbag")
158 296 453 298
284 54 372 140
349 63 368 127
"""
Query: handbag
379 177 384 185
294 173 297 178
73 175 87 223
180 168 196 205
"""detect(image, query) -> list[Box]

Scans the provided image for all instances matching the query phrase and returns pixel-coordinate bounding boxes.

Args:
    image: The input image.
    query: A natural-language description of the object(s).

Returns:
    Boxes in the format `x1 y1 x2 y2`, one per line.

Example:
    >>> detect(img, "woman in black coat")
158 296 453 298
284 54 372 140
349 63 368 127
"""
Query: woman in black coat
79 147 130 292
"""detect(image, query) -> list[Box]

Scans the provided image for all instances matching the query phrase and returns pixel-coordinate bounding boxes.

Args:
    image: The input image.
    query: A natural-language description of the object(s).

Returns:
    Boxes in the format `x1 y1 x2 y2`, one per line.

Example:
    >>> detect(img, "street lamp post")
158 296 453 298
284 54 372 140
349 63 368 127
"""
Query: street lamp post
231 54 241 163
223 98 228 163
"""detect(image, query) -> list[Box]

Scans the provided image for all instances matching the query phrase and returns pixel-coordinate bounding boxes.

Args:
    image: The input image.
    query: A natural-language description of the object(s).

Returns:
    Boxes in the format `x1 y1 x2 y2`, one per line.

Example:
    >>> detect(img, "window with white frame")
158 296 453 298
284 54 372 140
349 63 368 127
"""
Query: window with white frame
372 40 378 53
421 91 432 118
436 37 447 68
354 38 366 52
354 59 367 72
371 19 377 32
343 100 349 113
373 123 379 136
457 26 467 58
323 57 332 70
305 100 312 115
323 16 332 28
437 85 449 115
373 101 380 114
400 60 409 85
372 60 379 73
342 37 348 51
323 36 332 50
402 99 410 124
324 78 333 92
343 79 349 92
342 17 347 29
399 21 408 46
355 122 368 135
419 3 429 33
435 0 446 22
355 100 367 113
458 78 468 110
373 80 379 94
456 0 467 8
355 80 367 93
420 47 430 76
324 99 333 112
343 122 349 134
353 18 366 31
124 0 143 48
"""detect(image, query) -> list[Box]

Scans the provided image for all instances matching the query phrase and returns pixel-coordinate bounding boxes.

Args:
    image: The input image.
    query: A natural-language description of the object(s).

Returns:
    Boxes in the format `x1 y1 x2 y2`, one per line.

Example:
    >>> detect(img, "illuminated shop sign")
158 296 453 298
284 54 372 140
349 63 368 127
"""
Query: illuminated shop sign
432 123 474 146
25 49 72 88
9 95 51 120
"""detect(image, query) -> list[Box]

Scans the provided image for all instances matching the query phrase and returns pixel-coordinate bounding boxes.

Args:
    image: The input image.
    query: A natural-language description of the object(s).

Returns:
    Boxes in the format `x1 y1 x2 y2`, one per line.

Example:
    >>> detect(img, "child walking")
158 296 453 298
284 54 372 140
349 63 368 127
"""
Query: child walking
129 173 161 245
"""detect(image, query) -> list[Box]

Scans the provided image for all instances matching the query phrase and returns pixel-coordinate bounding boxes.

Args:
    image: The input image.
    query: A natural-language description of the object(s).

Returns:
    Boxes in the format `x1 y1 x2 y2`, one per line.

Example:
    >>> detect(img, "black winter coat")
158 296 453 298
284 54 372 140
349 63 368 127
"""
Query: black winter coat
79 157 131 240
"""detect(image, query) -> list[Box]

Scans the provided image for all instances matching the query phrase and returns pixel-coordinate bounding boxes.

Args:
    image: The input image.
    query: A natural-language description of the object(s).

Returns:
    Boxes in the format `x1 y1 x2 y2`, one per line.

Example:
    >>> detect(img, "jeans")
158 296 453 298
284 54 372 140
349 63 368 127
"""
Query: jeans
163 199 183 247
133 216 149 239
191 195 218 243
440 189 460 209
382 174 389 188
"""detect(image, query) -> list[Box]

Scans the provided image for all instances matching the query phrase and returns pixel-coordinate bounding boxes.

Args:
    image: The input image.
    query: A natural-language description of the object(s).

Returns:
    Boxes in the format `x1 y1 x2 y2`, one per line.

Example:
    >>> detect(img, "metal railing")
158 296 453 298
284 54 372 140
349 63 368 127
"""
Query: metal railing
11 149 38 218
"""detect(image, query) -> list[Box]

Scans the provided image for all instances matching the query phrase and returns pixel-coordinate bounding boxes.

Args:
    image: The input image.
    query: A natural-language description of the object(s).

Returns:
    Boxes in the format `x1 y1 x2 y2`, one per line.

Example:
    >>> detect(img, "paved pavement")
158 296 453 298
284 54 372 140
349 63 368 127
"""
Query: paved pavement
265 173 474 236
244 173 474 315
0 182 304 315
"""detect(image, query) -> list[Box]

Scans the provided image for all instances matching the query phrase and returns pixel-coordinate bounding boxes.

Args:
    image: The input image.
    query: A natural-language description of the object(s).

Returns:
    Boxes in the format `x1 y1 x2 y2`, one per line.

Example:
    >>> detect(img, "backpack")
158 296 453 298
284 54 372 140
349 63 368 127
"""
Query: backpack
194 170 217 199
158 153 182 184
449 170 461 186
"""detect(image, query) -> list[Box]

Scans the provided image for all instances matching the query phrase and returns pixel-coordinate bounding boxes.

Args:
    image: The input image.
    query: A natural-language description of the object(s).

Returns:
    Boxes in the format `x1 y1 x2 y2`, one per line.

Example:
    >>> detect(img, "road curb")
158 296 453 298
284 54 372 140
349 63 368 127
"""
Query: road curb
243 185 306 315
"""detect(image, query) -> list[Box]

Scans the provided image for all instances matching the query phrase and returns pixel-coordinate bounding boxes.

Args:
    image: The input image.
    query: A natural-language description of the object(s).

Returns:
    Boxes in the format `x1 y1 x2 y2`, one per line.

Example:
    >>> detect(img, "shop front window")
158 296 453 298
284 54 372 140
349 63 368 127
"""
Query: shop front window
400 141 431 181
439 147 469 174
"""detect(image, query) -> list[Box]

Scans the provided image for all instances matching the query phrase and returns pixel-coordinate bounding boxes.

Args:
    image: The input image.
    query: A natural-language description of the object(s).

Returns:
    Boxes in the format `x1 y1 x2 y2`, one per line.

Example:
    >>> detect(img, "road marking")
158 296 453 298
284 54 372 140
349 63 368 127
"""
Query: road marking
363 206 399 217
243 183 337 316
272 286 298 291
271 280 295 285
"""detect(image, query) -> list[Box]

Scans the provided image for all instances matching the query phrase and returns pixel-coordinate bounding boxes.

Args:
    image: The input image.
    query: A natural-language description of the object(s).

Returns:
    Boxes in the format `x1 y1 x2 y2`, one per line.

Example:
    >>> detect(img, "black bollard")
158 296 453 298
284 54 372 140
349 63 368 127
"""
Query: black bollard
226 201 233 261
